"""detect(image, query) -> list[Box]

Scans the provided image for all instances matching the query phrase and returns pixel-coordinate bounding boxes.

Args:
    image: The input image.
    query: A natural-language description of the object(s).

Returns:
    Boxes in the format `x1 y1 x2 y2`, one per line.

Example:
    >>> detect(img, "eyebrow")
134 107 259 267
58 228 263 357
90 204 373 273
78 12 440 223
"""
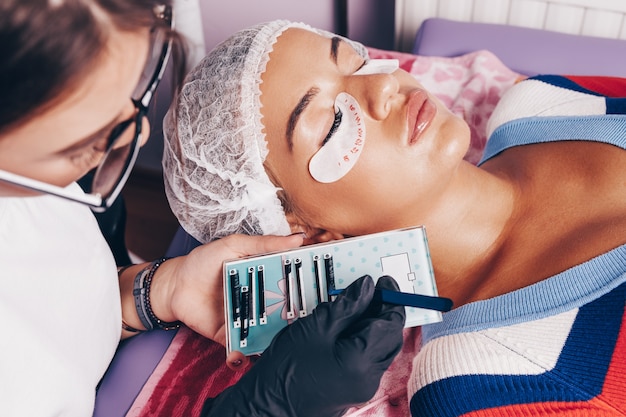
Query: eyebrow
286 87 319 151
285 37 342 151
330 36 341 64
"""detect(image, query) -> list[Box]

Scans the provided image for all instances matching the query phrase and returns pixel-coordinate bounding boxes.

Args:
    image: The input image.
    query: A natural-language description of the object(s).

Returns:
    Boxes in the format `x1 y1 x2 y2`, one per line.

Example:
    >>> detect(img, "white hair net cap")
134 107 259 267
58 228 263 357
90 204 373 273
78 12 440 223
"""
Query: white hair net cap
163 19 367 243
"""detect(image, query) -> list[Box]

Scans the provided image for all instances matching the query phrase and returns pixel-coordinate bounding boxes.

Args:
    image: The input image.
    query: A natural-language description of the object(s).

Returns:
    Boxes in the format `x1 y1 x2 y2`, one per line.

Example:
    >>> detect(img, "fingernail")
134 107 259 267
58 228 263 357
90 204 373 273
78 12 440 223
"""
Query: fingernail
289 232 308 238
231 359 243 367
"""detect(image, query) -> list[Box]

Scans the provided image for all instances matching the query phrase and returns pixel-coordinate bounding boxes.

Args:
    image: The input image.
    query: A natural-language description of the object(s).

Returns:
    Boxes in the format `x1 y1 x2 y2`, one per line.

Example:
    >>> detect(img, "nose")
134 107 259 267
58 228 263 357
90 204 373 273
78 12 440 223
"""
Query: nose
347 72 399 121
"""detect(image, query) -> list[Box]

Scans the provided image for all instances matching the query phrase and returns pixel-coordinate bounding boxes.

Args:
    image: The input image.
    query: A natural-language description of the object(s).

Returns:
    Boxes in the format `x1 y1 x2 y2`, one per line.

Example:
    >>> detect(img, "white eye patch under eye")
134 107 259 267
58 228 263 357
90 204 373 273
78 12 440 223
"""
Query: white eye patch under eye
354 58 399 75
309 92 365 183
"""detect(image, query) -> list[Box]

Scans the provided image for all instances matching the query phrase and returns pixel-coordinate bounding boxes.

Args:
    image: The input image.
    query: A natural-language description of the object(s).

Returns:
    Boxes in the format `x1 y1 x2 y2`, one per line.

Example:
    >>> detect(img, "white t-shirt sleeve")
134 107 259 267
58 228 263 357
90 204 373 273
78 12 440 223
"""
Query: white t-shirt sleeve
0 184 121 417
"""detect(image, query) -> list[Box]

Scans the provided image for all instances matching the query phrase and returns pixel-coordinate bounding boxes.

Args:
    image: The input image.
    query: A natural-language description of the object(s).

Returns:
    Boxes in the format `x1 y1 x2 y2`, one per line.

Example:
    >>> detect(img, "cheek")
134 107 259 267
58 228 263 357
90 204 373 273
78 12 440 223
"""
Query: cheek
349 154 405 206
325 149 400 210
46 155 98 187
0 141 87 189
20 159 90 189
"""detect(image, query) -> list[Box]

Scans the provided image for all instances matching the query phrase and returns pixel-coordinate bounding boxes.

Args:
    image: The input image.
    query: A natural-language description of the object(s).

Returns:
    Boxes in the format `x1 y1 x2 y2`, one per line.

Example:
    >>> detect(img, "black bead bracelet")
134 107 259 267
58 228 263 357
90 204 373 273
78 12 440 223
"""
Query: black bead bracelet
133 257 181 331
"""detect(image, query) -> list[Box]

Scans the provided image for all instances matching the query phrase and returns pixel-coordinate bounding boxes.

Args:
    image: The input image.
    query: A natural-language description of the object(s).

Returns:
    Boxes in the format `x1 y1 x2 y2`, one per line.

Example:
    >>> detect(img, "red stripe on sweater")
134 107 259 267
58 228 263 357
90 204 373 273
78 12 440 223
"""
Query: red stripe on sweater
597 311 626 413
564 76 626 97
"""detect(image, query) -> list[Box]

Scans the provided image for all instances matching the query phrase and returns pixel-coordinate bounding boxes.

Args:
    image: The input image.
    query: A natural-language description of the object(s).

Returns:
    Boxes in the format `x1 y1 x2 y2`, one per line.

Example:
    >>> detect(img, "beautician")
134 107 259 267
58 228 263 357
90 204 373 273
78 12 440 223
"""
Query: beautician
0 1 405 416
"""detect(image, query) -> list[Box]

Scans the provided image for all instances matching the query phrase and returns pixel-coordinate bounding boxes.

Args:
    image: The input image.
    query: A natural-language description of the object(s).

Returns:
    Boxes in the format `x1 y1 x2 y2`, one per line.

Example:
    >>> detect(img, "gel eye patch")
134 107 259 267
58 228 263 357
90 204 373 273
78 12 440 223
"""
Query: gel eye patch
309 92 365 183
307 61 398 183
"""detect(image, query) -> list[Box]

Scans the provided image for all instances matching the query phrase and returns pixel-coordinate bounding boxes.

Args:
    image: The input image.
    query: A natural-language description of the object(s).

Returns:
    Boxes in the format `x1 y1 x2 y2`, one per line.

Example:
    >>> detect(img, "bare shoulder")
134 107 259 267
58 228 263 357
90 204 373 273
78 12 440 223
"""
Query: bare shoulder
522 139 625 256
488 140 625 194
469 140 625 302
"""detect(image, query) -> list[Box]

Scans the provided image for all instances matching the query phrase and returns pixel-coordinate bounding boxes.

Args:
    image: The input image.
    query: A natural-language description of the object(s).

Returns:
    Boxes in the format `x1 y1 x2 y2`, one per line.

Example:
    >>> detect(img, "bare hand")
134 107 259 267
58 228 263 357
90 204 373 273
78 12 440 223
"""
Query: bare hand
157 234 303 347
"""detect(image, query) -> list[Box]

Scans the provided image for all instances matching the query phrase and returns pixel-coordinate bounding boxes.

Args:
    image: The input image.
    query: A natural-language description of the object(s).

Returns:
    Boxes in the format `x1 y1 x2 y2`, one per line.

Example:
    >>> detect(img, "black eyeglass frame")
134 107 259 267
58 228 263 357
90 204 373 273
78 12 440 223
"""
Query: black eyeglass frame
0 4 174 213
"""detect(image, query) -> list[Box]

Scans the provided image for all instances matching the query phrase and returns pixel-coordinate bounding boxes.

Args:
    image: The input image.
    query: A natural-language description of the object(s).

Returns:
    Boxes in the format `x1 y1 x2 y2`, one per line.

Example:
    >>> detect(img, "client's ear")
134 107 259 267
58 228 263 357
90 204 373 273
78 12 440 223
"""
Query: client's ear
304 229 345 245
286 213 344 245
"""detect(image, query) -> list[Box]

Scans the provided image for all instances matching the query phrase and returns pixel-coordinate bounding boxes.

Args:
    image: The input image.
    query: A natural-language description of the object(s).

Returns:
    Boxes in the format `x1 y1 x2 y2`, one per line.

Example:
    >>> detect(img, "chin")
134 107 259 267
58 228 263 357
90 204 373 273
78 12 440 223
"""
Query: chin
436 118 471 162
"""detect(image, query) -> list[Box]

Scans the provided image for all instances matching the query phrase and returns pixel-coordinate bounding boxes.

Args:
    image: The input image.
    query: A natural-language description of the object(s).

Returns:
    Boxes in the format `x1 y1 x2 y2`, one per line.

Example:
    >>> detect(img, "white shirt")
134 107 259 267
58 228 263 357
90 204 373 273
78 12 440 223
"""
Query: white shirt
0 183 121 416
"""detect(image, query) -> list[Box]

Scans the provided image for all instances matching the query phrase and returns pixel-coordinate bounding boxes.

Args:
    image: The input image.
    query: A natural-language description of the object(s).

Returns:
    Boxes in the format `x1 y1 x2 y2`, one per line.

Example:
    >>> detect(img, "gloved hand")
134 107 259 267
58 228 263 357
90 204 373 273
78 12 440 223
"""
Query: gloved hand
201 275 406 417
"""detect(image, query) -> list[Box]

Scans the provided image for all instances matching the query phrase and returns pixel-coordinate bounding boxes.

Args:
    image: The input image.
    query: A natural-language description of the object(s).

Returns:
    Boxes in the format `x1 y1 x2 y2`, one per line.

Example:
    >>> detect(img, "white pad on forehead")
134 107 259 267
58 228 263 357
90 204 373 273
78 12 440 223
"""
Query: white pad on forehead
354 59 399 75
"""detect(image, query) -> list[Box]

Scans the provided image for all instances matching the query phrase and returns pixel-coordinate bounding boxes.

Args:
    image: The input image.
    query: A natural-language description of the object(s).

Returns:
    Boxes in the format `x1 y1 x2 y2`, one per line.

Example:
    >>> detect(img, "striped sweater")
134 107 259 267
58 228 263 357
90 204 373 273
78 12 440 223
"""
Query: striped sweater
408 75 626 417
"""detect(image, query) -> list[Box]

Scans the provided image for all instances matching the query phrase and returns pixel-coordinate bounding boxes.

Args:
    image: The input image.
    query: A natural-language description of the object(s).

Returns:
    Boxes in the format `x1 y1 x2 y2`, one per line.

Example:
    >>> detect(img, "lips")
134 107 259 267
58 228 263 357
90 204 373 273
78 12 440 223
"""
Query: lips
407 89 437 145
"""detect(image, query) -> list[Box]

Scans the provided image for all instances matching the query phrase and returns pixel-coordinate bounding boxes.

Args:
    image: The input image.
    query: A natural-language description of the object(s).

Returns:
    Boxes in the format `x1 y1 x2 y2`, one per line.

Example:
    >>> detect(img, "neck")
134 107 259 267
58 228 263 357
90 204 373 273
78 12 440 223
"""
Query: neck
421 161 517 306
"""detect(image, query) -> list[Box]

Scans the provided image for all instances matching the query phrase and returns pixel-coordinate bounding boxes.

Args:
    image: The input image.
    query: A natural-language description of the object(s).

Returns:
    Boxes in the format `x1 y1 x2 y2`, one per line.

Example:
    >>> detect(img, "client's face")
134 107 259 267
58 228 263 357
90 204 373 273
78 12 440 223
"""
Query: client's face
260 28 470 236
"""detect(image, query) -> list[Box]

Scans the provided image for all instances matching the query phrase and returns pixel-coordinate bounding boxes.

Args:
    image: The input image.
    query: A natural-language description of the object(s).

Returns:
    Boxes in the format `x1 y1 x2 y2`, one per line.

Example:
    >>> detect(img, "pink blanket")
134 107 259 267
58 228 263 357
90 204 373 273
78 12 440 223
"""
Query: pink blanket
128 327 249 417
129 49 522 417
128 326 421 417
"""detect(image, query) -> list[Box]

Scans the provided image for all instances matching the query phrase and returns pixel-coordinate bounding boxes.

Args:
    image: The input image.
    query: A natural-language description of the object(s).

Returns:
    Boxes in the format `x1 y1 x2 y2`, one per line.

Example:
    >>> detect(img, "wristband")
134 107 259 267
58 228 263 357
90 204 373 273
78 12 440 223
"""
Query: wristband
118 265 144 333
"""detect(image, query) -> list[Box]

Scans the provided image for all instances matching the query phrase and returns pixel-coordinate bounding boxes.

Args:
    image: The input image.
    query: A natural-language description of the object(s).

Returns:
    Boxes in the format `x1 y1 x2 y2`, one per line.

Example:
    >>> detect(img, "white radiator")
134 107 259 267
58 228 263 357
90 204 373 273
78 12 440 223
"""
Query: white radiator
395 0 626 51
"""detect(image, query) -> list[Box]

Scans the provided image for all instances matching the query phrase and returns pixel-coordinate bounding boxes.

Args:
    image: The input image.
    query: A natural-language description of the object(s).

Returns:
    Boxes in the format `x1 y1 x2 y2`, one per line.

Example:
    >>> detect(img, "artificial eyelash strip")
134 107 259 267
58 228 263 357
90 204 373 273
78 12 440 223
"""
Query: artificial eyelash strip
294 258 307 318
313 254 325 304
248 266 257 327
229 269 241 328
257 265 267 325
323 253 336 301
283 259 296 319
239 286 250 347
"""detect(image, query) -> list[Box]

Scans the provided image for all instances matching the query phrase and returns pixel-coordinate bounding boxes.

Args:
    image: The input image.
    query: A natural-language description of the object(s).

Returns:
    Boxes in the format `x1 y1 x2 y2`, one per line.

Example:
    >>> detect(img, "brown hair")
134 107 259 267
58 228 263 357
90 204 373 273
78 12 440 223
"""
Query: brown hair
0 0 187 135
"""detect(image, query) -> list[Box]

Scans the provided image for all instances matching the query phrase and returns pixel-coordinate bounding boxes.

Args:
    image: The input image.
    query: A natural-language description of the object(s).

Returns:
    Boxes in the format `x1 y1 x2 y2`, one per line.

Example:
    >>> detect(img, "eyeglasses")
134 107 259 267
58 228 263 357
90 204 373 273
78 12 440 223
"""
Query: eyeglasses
0 4 173 213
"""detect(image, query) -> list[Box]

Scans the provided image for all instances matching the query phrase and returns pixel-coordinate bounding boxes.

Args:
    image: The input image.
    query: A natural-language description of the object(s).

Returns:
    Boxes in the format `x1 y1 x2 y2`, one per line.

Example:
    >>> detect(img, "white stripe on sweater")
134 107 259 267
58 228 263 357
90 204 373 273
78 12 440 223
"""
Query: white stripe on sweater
408 308 578 395
487 80 606 137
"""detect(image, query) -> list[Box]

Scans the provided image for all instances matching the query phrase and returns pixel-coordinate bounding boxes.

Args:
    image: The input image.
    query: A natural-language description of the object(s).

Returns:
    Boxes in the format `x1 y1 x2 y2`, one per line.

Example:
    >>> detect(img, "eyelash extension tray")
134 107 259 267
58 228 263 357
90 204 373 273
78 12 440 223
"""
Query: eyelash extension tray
223 226 447 356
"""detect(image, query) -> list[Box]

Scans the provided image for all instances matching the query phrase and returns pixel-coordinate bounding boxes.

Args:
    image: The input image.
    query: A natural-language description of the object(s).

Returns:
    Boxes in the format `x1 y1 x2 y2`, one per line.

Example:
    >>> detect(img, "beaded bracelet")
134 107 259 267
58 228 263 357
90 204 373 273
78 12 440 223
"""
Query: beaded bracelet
132 257 181 331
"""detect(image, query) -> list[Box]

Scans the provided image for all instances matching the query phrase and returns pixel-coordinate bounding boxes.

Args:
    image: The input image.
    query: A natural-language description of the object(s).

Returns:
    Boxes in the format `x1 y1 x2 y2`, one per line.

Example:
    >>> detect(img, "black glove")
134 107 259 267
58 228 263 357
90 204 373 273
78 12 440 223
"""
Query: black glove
201 275 406 417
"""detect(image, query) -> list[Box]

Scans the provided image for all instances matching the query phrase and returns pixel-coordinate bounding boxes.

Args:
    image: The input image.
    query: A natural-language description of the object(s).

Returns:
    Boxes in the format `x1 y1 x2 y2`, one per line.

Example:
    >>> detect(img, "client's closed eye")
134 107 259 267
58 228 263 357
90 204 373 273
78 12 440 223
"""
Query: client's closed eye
354 59 368 73
323 107 343 146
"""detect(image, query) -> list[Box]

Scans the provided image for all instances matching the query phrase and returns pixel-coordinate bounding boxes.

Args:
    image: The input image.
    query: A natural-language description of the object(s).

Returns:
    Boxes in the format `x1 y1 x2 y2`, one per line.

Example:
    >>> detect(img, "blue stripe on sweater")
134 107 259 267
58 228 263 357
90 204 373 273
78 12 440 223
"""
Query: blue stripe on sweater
606 97 626 114
479 115 626 164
